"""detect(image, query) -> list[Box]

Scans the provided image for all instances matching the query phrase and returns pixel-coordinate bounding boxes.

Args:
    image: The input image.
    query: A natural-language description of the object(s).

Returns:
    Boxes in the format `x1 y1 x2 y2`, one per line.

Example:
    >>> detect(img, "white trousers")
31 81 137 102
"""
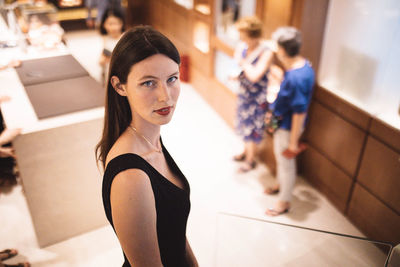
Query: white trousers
273 128 296 202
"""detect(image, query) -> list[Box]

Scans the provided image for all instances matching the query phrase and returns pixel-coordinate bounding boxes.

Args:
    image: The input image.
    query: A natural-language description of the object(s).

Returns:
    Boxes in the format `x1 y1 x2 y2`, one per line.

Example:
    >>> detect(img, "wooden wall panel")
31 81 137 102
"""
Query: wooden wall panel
148 0 165 31
347 184 400 245
190 47 212 77
370 118 400 153
294 0 330 75
313 86 371 131
126 0 149 26
357 136 400 213
299 146 353 212
262 0 293 38
190 66 236 128
305 101 366 176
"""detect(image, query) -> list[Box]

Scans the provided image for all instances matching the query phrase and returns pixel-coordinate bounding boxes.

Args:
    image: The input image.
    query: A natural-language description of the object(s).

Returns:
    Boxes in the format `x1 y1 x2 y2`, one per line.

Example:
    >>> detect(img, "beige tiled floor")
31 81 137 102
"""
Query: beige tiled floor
0 30 390 266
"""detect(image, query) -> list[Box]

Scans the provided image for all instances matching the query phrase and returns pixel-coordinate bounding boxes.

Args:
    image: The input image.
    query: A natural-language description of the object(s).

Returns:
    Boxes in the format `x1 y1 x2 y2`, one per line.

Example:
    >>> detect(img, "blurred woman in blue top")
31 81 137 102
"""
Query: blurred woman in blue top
264 27 315 216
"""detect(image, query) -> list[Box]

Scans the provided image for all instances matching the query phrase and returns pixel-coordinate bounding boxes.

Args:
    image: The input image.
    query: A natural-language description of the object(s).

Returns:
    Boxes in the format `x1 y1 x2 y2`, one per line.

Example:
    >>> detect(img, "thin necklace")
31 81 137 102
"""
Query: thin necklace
128 125 162 153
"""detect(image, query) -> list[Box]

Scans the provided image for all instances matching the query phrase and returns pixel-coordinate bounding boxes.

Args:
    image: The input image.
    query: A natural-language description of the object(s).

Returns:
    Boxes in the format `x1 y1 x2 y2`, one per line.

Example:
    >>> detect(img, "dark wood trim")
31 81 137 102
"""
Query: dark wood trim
291 0 330 75
256 0 265 21
345 118 371 214
289 0 304 27
369 118 400 153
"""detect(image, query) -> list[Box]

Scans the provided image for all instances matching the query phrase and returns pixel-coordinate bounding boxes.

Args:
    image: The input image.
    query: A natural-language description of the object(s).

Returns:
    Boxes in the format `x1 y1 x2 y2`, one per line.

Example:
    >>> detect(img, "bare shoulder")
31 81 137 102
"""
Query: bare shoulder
105 130 139 167
110 168 153 203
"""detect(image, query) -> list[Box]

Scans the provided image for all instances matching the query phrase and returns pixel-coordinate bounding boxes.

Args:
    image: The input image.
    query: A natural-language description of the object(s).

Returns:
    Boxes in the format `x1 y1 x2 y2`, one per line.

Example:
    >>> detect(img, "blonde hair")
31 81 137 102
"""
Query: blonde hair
235 16 263 38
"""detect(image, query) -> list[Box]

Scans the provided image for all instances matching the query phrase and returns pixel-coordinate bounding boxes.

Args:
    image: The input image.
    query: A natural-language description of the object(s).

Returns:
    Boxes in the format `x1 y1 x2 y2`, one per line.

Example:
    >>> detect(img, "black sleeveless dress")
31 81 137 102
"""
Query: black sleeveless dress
102 139 191 267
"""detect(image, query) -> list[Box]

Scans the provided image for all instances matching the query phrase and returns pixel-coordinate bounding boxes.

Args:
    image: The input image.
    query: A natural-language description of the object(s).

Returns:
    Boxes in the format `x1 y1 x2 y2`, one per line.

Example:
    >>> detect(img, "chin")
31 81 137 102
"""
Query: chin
151 115 174 126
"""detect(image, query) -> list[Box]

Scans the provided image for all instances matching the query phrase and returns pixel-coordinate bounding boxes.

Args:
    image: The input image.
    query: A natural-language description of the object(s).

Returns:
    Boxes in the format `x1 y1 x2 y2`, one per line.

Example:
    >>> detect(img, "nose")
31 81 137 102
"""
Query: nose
157 82 171 102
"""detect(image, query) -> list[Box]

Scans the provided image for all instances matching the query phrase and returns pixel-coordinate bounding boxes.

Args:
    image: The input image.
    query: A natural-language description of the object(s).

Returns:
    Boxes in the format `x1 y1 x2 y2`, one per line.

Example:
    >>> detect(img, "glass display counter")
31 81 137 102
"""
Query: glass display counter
216 212 396 266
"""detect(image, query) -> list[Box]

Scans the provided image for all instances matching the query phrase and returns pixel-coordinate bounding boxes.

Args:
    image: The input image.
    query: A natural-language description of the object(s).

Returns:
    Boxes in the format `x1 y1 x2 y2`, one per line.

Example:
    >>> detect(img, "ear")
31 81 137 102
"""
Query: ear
110 76 127 96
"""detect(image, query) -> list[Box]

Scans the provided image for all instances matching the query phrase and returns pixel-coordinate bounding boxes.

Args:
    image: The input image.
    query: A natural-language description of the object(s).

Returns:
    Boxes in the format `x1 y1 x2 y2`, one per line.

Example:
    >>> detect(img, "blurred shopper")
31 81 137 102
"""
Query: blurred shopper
0 95 21 188
0 248 30 267
265 27 315 216
96 26 198 266
85 0 122 29
232 16 273 172
99 7 125 86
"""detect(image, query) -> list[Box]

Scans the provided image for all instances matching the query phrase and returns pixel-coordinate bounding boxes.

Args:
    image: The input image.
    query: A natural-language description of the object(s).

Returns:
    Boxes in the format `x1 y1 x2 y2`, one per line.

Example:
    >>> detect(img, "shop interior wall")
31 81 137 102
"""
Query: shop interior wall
299 86 400 246
139 0 400 245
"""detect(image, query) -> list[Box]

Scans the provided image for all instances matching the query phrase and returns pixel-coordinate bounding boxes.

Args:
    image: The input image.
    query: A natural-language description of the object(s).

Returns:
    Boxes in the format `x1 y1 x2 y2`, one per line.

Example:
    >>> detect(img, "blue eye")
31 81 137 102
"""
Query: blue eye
168 76 178 83
142 80 156 87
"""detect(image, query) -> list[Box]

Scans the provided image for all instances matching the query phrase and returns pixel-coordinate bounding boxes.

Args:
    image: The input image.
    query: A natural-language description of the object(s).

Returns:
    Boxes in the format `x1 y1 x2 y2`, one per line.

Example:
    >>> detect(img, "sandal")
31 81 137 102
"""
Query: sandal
264 186 280 195
265 207 289 216
4 263 30 267
233 153 246 162
0 249 18 261
238 160 257 173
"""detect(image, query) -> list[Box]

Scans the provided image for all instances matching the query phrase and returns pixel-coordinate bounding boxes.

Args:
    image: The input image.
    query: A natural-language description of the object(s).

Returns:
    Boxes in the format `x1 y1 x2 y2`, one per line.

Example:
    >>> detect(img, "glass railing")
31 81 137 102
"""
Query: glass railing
215 212 398 267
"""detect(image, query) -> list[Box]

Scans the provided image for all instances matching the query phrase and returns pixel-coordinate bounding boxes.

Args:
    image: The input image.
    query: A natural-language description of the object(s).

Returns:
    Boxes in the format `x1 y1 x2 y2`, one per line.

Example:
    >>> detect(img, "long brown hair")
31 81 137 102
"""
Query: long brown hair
95 25 181 168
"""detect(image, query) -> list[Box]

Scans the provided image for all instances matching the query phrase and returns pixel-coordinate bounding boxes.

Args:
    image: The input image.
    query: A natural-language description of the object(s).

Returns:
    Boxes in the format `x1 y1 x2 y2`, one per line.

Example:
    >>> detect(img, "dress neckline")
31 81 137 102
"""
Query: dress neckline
106 143 189 194
128 152 188 193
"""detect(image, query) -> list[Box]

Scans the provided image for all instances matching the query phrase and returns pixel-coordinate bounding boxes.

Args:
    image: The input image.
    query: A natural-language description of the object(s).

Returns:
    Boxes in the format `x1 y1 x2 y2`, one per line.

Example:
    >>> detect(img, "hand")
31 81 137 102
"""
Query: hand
265 111 272 124
0 128 22 145
282 143 307 159
0 146 16 158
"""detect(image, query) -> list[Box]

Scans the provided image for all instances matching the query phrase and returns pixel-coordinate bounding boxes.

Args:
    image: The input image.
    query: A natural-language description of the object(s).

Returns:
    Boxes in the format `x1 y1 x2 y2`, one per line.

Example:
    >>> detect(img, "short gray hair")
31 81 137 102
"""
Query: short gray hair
272 27 302 57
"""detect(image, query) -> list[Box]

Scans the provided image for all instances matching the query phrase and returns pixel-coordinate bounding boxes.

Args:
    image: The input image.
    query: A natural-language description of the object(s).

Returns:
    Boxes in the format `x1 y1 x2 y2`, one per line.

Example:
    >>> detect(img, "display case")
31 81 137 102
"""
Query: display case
215 0 256 47
193 19 209 53
214 49 240 93
194 0 211 15
174 0 193 9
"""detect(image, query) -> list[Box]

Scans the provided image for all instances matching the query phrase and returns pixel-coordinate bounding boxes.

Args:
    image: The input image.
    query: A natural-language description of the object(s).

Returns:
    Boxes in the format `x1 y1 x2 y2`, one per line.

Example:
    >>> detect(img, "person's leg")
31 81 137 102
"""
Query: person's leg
245 141 256 163
85 0 96 28
238 141 257 172
96 0 109 26
266 129 295 215
233 142 247 161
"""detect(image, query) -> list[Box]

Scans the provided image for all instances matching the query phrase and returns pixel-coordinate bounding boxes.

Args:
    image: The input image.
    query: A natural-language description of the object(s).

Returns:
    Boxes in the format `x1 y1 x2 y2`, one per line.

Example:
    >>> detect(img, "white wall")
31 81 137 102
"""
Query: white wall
318 0 400 129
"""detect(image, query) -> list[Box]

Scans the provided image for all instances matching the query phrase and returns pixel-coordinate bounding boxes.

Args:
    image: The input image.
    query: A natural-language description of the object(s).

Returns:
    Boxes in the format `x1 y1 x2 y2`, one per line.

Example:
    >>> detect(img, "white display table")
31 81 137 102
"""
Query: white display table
0 15 107 247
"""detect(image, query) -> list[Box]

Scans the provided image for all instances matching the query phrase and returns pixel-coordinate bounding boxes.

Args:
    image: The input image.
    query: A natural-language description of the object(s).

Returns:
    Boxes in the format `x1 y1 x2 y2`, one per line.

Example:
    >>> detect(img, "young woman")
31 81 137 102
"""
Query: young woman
99 8 125 86
264 27 315 216
96 26 198 267
232 16 274 172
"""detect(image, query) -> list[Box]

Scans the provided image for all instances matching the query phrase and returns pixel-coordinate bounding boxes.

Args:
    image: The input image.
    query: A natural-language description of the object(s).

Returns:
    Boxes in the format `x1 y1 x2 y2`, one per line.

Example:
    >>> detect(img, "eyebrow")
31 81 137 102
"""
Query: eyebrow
138 71 180 81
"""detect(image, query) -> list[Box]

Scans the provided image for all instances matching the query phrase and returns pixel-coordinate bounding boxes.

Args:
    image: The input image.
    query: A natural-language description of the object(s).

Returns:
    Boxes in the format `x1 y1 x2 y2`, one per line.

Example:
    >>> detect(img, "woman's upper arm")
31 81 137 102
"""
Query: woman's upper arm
244 50 274 82
110 169 163 267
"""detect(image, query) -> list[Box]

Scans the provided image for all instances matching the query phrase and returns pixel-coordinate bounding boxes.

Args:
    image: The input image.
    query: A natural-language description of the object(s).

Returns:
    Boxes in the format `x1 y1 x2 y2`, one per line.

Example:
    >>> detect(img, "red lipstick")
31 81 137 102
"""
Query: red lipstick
155 106 172 116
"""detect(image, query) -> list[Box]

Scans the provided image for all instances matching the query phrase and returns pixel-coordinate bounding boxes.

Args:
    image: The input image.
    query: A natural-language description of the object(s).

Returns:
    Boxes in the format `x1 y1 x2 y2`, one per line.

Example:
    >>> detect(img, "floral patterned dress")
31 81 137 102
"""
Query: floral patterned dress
236 46 269 143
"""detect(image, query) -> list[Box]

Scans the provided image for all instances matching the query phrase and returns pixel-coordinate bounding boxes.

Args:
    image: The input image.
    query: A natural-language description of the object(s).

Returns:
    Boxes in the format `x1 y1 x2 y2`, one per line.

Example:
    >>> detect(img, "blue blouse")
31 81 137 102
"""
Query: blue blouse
270 61 315 130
